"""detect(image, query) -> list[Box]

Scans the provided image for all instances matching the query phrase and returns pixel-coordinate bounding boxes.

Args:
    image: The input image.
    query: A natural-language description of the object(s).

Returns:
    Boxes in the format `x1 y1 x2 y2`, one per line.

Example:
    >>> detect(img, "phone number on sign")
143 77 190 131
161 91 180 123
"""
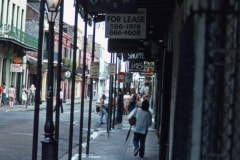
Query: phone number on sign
108 30 141 36
110 24 141 30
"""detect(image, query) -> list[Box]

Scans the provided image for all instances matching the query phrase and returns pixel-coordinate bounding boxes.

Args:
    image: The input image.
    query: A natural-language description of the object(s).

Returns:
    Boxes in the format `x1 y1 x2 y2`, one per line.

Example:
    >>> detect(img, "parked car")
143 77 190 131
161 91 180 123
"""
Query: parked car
95 94 109 112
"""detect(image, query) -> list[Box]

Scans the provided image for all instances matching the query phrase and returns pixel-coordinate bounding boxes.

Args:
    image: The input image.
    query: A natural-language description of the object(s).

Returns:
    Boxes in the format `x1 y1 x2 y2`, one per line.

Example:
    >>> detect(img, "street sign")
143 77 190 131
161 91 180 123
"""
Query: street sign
105 13 146 39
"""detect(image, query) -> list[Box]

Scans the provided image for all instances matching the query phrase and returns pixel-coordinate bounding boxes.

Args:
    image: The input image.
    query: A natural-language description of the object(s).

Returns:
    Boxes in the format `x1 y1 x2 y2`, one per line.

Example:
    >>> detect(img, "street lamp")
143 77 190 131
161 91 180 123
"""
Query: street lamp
42 0 61 159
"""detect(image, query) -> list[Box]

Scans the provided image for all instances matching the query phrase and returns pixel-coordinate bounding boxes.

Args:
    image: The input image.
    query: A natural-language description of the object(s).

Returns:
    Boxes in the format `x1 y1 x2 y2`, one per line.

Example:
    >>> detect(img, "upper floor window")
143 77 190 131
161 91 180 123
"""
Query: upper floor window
11 3 15 27
0 0 4 24
21 9 24 31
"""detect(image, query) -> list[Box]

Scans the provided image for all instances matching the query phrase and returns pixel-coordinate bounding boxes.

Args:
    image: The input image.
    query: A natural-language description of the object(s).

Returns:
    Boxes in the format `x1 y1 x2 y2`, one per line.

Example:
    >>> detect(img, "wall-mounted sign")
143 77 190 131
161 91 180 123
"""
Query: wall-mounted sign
105 12 146 39
10 64 22 72
129 61 144 72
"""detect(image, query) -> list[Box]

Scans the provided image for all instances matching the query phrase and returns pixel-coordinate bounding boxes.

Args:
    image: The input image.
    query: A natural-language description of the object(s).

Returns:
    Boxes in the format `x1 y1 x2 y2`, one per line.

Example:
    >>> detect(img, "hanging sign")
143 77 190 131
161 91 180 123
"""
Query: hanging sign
64 71 71 78
125 72 132 83
105 12 146 39
108 63 116 75
129 61 144 72
123 52 145 61
144 67 154 74
10 64 22 72
118 72 125 82
90 62 99 78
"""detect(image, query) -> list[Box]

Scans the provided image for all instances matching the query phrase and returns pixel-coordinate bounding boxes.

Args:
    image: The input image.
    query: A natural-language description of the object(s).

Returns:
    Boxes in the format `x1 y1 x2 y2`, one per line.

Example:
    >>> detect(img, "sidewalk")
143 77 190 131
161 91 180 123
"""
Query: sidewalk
0 99 159 160
0 103 45 112
69 115 159 160
0 97 92 112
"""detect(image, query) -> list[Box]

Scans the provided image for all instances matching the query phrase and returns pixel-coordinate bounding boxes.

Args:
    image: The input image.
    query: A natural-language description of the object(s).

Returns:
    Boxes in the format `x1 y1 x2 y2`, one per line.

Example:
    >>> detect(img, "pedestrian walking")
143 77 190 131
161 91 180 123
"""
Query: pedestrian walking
28 84 36 106
116 88 124 123
123 91 130 115
130 95 152 158
54 88 64 113
136 92 142 107
1 83 7 106
100 94 108 124
21 85 28 105
7 85 16 108
128 88 137 112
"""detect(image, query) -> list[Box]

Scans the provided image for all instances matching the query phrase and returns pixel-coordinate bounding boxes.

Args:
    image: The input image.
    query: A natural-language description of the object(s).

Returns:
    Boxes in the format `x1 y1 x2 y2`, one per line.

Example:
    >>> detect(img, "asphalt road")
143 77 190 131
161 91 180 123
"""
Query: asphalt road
0 101 102 160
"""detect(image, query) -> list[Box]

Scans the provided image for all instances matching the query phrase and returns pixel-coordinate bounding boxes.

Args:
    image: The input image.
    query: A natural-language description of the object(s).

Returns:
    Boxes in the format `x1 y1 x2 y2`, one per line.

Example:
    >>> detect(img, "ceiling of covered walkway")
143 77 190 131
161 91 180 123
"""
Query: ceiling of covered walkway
78 0 174 41
137 0 174 40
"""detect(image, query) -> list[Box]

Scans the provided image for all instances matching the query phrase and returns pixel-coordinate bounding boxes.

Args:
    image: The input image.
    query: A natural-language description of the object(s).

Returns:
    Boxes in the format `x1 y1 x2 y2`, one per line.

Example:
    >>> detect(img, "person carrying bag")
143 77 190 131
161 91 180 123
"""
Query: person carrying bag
125 107 138 142
126 95 152 158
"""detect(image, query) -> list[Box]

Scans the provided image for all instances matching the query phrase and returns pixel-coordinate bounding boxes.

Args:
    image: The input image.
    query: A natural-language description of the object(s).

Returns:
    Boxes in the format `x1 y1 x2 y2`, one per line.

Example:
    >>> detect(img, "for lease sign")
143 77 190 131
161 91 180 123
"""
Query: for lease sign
105 13 146 39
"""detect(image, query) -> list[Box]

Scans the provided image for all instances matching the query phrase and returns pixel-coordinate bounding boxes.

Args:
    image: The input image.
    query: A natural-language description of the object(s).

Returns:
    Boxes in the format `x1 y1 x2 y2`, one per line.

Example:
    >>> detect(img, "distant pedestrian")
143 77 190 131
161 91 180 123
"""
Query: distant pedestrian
116 88 124 123
21 85 28 105
123 91 130 115
136 92 142 107
28 84 36 106
1 83 7 106
100 94 108 124
8 85 16 108
130 95 152 158
129 88 137 112
54 88 64 113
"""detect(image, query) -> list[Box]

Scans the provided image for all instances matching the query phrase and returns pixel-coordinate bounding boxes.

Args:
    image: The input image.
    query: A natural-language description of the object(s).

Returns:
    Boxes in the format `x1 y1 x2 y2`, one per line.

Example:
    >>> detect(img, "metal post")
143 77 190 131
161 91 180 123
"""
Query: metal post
41 20 57 160
107 53 114 132
86 14 96 155
112 54 117 129
32 0 44 159
55 0 64 157
63 79 66 103
68 1 78 159
79 6 88 159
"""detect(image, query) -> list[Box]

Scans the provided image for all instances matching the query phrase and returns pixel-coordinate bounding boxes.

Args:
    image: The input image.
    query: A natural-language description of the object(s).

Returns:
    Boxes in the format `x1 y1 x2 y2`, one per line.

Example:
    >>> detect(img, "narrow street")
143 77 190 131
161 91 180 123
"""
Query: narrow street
0 100 103 160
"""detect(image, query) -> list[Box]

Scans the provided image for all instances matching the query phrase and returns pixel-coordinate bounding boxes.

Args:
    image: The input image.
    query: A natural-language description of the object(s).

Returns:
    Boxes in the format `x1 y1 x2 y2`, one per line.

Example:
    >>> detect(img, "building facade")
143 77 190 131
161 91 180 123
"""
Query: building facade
0 0 38 103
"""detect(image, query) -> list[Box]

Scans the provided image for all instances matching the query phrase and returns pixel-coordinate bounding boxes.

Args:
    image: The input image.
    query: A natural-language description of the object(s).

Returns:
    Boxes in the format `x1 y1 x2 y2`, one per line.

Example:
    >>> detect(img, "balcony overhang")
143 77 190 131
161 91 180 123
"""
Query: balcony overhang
0 37 38 52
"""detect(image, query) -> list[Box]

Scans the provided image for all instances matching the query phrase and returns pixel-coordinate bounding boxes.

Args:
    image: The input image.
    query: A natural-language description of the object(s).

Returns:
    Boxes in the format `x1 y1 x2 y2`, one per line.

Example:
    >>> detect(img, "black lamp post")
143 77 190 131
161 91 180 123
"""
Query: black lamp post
42 0 61 159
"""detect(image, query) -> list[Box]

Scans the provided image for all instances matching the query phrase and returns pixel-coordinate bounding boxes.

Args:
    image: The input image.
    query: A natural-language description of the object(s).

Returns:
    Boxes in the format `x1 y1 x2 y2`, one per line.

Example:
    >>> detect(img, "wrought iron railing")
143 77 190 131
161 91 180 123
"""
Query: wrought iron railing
200 2 240 160
0 23 38 50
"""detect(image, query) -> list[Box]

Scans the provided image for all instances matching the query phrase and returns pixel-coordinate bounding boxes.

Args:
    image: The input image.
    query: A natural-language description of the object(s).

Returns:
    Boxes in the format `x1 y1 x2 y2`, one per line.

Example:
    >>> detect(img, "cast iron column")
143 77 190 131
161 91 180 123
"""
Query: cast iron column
41 20 57 160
